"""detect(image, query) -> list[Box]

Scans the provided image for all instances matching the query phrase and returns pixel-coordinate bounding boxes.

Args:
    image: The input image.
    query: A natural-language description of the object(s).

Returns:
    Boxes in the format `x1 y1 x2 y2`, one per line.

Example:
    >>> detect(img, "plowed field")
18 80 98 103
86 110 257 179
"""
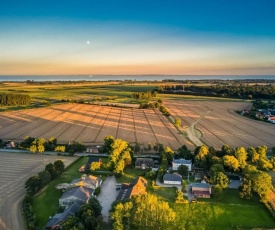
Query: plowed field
164 100 275 149
0 104 193 150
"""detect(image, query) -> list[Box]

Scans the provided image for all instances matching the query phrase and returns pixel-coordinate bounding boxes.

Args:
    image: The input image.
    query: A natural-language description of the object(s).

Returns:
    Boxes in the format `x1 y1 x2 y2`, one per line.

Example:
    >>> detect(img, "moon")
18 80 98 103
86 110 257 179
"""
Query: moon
86 41 90 45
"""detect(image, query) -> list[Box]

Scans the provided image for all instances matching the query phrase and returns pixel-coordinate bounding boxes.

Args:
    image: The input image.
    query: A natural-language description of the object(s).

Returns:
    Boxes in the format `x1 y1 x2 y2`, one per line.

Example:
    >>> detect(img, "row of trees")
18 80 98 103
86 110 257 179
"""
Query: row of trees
103 136 132 175
170 84 275 99
0 93 31 105
25 160 65 195
19 136 85 154
132 91 157 100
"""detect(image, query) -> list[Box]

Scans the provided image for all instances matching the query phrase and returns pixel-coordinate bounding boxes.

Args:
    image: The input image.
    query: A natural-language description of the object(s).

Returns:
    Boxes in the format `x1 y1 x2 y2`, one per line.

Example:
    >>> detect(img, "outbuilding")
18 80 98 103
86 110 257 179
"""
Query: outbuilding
163 173 182 185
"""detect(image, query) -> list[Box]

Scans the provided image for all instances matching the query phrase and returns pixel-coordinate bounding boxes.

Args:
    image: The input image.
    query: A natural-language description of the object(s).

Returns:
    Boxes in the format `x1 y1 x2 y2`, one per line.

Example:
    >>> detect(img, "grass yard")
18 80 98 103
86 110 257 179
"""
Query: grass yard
152 186 177 202
116 167 150 183
170 202 275 230
32 157 88 229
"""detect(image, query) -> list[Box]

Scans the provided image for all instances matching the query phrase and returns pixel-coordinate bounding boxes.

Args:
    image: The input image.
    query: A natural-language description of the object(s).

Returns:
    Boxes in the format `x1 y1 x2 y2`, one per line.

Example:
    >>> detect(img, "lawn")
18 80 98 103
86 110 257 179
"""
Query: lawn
152 186 177 202
170 202 275 230
32 157 88 228
116 167 150 183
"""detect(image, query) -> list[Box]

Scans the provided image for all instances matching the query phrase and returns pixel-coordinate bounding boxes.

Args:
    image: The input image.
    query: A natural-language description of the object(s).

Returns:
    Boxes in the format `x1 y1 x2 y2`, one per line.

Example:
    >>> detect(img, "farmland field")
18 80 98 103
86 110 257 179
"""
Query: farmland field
164 100 275 149
0 103 193 150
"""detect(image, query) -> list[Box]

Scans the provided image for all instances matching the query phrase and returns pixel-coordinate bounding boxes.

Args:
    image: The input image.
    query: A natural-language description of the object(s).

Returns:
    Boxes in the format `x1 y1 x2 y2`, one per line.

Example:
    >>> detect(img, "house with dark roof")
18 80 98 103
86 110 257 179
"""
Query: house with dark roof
135 158 154 169
116 176 147 200
79 157 102 172
191 183 211 198
59 186 94 207
163 173 182 185
172 159 192 171
45 202 81 229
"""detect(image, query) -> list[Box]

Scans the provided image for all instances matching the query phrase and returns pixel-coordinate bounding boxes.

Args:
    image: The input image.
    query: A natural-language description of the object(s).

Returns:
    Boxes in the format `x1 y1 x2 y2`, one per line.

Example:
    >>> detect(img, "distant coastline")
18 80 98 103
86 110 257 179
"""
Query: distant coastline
0 75 275 82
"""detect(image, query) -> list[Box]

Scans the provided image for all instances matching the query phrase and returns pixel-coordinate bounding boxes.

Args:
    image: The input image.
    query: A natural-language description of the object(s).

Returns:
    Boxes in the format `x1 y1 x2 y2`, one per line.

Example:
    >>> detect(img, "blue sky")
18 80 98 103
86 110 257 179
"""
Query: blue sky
0 0 275 75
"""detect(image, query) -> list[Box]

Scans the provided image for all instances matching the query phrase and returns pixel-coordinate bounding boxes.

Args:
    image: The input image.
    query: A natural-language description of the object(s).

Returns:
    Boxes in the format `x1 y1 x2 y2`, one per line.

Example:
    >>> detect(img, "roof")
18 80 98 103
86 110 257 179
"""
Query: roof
173 159 192 164
116 176 147 200
193 190 210 196
135 158 154 166
70 175 102 189
45 202 81 228
191 183 210 189
87 157 100 164
60 186 94 203
163 173 182 182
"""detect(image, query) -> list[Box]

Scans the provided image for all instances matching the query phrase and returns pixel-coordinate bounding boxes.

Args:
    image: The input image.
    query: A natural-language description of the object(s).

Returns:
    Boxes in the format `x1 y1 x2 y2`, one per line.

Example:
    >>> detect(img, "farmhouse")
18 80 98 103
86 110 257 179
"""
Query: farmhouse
172 158 192 171
191 183 211 198
45 202 80 229
59 186 94 207
135 158 154 169
69 174 102 190
163 173 182 185
116 176 147 200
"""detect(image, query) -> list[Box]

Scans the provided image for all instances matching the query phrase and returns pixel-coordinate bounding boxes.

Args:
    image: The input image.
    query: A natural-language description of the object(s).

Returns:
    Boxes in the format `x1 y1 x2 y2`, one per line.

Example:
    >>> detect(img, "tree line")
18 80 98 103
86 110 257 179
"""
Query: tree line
0 93 31 105
132 91 157 100
23 160 65 229
19 136 86 154
158 84 275 99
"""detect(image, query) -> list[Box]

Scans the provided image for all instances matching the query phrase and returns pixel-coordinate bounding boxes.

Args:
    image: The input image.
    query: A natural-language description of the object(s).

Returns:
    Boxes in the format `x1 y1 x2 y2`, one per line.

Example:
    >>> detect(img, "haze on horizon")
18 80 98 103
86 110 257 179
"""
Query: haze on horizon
0 0 275 76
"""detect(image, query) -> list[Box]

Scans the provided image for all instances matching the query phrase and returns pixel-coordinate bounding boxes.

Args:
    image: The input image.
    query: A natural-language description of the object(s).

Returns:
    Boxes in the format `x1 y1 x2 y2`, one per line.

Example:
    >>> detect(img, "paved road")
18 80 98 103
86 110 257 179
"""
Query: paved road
0 152 76 230
97 176 118 223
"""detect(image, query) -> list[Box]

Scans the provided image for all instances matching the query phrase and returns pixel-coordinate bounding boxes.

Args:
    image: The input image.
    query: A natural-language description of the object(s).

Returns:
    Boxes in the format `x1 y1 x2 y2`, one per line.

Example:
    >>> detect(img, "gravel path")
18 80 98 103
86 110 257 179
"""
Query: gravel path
97 176 118 223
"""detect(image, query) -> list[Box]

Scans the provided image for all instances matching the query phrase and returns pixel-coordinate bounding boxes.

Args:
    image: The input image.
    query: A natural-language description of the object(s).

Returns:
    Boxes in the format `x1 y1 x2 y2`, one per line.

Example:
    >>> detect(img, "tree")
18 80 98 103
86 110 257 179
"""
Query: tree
177 165 188 177
114 159 125 176
25 176 42 195
90 162 101 171
174 118 182 128
240 178 252 199
103 135 115 153
213 172 229 189
194 145 209 168
45 163 57 180
234 147 247 169
175 190 185 203
38 170 51 187
163 147 174 164
37 144 45 153
54 159 65 174
209 164 225 178
223 155 240 172
29 145 37 153
54 145 66 152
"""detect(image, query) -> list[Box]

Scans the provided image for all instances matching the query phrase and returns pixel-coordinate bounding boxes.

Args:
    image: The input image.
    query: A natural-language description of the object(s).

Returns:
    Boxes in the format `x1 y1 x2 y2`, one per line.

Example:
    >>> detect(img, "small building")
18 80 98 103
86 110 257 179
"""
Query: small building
79 157 102 172
135 158 154 169
163 173 182 185
45 202 81 229
191 183 211 198
116 177 147 200
59 186 94 207
86 146 100 153
172 158 192 171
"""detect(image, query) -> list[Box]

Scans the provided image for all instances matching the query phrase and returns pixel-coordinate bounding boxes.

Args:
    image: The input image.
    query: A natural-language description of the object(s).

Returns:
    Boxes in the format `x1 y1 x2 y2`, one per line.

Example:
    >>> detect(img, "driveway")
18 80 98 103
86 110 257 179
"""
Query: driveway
97 176 118 222
0 152 76 230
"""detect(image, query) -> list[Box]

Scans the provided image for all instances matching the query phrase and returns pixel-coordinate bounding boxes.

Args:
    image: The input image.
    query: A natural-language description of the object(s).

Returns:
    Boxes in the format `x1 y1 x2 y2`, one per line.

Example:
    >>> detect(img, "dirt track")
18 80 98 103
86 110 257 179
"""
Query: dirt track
0 152 76 230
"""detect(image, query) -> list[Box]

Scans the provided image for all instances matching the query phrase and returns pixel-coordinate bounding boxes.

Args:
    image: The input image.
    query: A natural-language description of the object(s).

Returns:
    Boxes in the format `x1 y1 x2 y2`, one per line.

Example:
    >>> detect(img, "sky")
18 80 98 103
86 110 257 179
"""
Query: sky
0 0 275 75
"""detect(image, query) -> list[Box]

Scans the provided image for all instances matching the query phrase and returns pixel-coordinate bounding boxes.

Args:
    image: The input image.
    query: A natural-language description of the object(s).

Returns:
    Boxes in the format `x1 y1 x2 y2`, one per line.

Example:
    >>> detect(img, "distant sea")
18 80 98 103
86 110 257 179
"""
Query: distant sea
0 75 275 82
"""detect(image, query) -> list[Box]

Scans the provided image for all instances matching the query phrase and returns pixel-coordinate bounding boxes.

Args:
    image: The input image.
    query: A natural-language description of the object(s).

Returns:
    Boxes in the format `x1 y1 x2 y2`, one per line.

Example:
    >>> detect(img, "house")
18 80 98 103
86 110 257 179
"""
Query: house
86 146 100 153
268 116 275 124
45 202 81 229
69 174 102 190
172 158 192 171
163 173 182 185
59 186 94 207
79 157 102 172
135 158 154 169
191 183 211 198
116 176 147 200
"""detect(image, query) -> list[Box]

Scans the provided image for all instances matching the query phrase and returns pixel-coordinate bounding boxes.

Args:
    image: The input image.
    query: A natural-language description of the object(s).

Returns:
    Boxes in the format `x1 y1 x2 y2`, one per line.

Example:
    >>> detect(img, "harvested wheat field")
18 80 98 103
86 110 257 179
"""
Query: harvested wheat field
164 100 275 149
0 103 193 150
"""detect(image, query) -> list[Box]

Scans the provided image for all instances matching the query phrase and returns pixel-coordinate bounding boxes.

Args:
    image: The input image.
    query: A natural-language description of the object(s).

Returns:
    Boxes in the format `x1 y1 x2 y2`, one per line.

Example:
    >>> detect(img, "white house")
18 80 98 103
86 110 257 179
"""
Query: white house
172 159 192 171
163 173 182 185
